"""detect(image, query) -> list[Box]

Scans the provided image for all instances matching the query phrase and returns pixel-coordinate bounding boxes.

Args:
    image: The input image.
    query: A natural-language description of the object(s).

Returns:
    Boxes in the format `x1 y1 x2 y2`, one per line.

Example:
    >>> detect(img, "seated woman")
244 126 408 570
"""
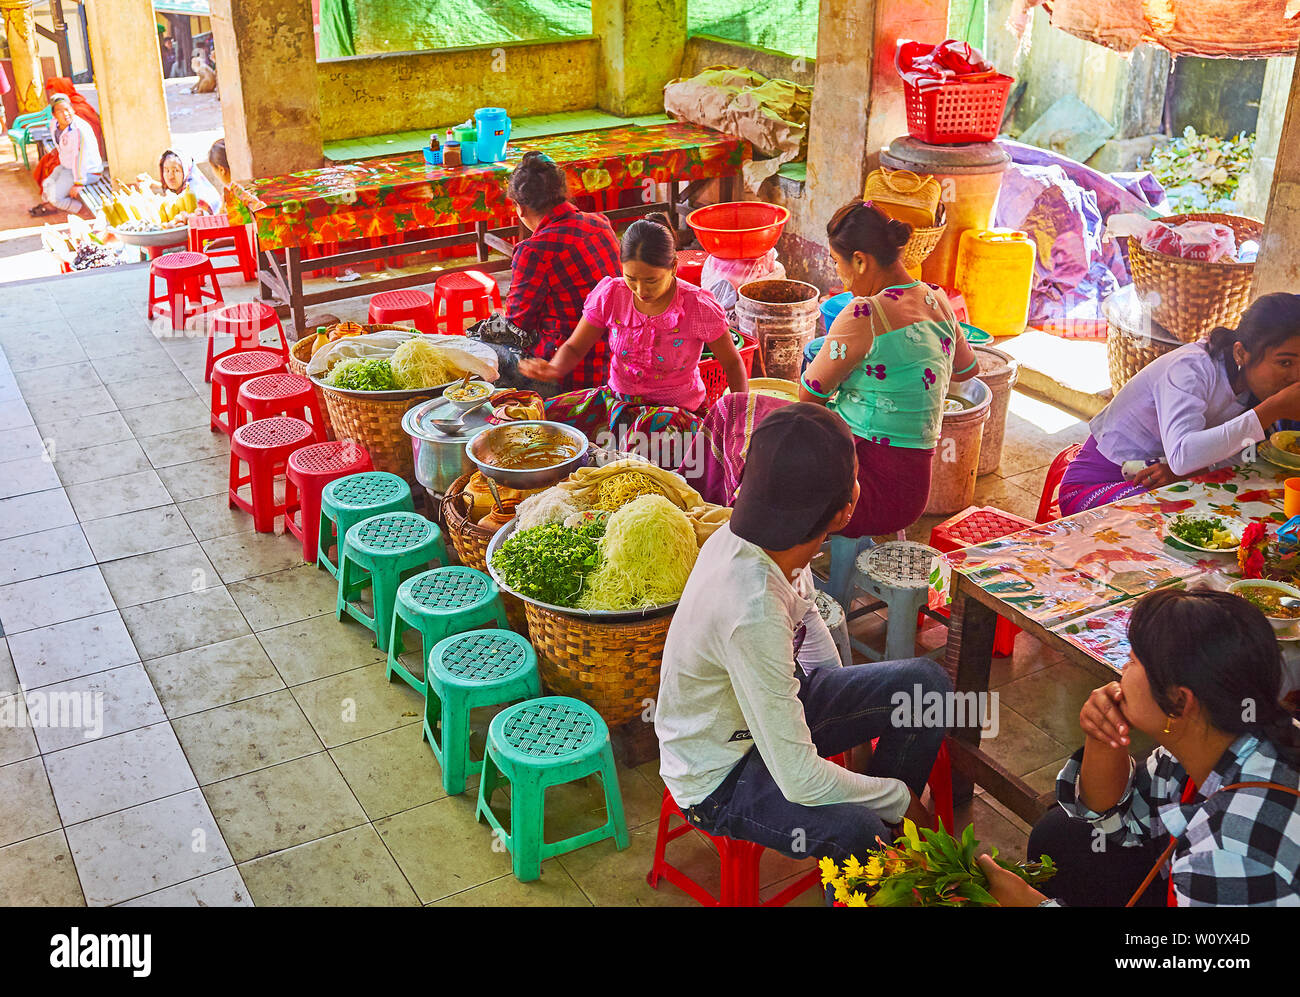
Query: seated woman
798 199 978 537
979 587 1300 907
520 213 748 463
485 151 623 396
140 149 221 219
1059 294 1300 515
28 95 103 218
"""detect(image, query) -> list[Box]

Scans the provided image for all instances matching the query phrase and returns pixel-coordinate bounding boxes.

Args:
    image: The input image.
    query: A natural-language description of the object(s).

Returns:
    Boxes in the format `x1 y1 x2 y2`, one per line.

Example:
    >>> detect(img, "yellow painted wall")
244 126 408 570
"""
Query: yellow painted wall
316 36 600 141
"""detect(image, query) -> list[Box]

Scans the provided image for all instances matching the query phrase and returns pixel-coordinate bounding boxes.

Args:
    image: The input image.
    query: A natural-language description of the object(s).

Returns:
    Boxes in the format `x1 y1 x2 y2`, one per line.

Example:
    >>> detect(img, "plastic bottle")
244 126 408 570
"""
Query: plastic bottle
429 134 440 151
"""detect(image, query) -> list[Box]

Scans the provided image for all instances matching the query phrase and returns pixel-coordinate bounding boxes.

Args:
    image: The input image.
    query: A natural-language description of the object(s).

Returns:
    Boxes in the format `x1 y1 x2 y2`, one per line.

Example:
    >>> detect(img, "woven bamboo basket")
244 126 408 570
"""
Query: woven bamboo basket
900 204 947 271
288 323 411 440
1106 317 1180 393
523 602 671 726
1127 212 1263 344
440 473 529 634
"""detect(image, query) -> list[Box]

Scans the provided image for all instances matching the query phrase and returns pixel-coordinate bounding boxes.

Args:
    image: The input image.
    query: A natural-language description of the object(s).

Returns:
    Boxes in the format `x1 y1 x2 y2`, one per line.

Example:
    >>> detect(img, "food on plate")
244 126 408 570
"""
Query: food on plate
594 469 671 511
578 494 698 611
325 357 400 391
1234 584 1300 619
445 380 490 402
1167 515 1238 550
491 519 607 607
391 337 458 387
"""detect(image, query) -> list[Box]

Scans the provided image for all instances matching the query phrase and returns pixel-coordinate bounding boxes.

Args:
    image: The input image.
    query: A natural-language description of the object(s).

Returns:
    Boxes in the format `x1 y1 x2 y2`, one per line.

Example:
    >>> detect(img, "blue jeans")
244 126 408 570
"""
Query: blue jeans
682 657 951 862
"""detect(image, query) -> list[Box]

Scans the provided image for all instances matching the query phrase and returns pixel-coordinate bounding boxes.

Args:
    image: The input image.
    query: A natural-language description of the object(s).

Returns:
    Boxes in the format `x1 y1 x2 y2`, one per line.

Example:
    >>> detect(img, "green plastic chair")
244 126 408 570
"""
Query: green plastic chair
425 629 540 796
8 106 53 170
387 565 508 692
317 471 413 580
336 512 447 652
476 696 630 882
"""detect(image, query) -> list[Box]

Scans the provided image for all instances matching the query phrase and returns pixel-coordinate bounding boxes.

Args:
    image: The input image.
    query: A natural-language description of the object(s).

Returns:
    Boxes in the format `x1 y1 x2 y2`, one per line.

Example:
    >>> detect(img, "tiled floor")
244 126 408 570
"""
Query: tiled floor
0 265 1093 906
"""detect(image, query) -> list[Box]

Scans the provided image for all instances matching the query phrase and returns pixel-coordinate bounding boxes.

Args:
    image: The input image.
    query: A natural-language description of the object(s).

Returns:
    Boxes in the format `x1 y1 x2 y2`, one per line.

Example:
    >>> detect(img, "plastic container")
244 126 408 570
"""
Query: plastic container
686 202 790 260
422 147 444 167
971 345 1019 476
897 41 1014 145
864 167 942 229
698 333 759 407
474 107 512 162
443 141 462 168
880 136 1010 291
461 141 478 166
802 335 825 374
925 376 992 515
955 229 1035 338
735 279 820 382
819 292 852 333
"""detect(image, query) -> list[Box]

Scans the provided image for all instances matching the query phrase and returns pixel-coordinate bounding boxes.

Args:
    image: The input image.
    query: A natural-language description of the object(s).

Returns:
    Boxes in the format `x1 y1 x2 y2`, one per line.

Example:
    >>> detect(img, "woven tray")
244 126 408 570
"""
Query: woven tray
523 601 671 726
1127 212 1263 344
440 472 528 634
288 324 411 440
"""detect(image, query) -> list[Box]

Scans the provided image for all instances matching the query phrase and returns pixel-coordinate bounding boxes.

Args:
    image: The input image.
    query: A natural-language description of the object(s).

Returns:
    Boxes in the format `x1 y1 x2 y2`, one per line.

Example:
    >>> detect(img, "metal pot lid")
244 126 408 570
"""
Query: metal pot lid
881 136 1011 173
404 398 496 441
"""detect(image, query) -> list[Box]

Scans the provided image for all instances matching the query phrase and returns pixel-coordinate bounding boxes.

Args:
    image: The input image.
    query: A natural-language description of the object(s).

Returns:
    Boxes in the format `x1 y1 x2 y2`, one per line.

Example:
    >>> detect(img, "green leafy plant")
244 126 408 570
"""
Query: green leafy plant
327 357 399 391
491 520 607 607
821 819 1056 907
1143 127 1254 213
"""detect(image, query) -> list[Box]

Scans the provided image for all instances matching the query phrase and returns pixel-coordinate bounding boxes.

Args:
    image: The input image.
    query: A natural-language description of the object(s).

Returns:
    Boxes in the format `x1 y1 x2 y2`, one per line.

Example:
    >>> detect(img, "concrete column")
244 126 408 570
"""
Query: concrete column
84 0 171 180
1 0 44 114
1253 55 1300 297
1240 56 1296 220
593 0 686 117
209 0 323 179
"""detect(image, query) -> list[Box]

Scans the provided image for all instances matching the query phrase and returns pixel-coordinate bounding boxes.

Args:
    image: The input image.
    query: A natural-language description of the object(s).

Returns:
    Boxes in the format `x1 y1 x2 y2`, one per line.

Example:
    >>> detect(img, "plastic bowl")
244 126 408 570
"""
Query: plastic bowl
820 292 853 330
1228 578 1300 634
686 201 790 260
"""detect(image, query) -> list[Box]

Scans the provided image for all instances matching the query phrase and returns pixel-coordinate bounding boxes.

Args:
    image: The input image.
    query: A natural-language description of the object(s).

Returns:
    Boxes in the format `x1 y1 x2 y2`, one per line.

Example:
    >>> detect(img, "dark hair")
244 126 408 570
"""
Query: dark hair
1208 293 1300 383
158 150 185 192
208 138 228 172
1129 587 1300 768
506 151 568 214
621 212 677 269
826 199 912 267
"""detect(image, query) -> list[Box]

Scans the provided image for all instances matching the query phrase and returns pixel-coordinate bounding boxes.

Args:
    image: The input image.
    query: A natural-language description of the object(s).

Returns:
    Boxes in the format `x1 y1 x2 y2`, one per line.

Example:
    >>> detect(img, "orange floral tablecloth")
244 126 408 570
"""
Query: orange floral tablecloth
230 123 749 251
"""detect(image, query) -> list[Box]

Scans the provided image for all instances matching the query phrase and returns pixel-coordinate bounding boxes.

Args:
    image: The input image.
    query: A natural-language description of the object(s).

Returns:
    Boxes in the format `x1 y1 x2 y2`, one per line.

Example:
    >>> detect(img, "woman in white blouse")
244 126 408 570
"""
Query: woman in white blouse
28 94 103 218
1058 294 1300 515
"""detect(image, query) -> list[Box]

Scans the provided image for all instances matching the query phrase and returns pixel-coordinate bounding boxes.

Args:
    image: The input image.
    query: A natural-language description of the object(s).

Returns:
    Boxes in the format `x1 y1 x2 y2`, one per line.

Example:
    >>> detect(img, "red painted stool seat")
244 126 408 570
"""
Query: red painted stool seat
1037 444 1083 523
368 289 437 334
228 416 314 533
187 213 256 282
677 249 708 286
432 270 502 335
236 372 327 442
147 251 224 333
210 349 287 436
284 441 374 562
205 300 290 381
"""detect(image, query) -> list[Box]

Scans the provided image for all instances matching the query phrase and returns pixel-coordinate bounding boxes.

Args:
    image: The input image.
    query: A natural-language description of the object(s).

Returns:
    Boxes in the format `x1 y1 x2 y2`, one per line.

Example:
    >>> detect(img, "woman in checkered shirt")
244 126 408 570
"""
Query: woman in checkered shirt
979 587 1300 907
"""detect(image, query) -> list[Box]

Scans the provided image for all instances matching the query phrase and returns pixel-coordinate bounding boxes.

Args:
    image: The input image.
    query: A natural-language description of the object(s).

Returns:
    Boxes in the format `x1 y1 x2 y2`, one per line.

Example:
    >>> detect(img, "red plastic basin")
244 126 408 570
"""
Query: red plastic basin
686 201 790 260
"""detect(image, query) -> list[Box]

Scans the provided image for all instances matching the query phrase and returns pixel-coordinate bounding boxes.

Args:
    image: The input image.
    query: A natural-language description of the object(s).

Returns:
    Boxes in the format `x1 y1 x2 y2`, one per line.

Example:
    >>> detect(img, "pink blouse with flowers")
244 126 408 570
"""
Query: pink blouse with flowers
582 276 728 410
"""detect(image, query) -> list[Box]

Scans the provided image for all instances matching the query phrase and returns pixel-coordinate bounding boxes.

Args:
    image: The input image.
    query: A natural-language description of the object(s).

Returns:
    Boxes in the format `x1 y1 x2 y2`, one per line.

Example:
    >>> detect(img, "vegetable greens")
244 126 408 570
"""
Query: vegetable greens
492 520 607 607
327 357 399 391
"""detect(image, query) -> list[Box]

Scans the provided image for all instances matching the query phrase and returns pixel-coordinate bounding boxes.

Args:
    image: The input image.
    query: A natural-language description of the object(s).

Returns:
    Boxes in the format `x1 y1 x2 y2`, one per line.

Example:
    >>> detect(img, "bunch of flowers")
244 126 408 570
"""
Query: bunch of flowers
820 820 1055 907
1236 521 1300 583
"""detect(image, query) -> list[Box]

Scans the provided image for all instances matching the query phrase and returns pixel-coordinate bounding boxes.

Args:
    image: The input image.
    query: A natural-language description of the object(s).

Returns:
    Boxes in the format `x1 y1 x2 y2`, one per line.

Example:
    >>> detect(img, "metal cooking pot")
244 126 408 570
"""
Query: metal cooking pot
402 398 496 494
466 420 590 490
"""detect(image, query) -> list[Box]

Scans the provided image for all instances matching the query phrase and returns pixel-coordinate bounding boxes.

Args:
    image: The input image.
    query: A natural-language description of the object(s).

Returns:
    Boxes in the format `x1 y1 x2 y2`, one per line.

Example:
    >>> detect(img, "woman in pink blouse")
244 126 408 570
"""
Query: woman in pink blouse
521 212 748 459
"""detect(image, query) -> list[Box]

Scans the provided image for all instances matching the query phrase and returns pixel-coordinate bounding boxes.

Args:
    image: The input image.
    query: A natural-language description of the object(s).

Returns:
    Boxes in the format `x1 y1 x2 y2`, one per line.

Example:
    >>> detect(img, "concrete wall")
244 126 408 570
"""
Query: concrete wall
1241 57 1297 220
1253 56 1300 296
681 33 816 87
594 0 686 116
316 37 600 141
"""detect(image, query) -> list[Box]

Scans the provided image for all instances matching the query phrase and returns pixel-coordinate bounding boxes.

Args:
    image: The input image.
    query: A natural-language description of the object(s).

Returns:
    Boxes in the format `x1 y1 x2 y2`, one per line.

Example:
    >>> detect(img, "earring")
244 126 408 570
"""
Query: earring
1163 715 1174 734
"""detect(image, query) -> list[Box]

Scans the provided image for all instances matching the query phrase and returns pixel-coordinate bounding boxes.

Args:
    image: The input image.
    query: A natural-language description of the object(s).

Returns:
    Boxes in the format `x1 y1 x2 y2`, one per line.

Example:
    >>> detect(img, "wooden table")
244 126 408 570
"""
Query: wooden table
937 459 1298 825
229 123 749 333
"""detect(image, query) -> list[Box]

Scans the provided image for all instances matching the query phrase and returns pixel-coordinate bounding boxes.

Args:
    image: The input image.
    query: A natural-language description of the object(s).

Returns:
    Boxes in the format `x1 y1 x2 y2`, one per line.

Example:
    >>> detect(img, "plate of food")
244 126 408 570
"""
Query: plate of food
1228 578 1300 637
1165 512 1243 553
1260 430 1300 469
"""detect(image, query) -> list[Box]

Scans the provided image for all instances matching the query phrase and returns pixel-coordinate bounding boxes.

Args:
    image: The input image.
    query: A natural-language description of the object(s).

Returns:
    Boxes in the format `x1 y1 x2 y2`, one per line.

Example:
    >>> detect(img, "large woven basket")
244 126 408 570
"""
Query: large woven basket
1106 315 1181 393
440 473 528 634
321 387 437 482
523 602 671 727
900 204 947 271
1127 212 1263 344
288 323 411 440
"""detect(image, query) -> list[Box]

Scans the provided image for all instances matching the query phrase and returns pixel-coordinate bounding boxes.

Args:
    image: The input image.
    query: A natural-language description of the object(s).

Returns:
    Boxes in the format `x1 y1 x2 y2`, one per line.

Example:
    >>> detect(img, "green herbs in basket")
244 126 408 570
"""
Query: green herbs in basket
491 520 607 608
326 357 400 391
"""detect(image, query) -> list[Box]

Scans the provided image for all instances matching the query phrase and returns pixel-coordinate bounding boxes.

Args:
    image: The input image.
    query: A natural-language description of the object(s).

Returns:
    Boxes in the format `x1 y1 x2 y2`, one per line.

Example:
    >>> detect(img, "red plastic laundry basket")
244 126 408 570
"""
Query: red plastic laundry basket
898 41 1013 145
699 333 759 408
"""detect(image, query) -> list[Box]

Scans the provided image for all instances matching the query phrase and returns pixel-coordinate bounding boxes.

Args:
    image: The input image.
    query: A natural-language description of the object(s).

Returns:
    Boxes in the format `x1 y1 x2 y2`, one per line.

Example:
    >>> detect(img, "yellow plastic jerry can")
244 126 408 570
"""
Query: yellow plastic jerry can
954 229 1036 338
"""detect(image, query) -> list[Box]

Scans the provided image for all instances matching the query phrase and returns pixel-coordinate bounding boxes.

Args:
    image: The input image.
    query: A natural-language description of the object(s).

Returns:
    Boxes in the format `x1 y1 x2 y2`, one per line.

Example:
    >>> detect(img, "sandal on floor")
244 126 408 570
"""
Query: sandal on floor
28 204 60 217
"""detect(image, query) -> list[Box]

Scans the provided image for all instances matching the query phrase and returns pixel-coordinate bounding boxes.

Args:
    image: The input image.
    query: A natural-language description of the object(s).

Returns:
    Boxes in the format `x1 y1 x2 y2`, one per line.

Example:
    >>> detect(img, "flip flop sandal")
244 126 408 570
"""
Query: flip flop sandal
28 204 60 217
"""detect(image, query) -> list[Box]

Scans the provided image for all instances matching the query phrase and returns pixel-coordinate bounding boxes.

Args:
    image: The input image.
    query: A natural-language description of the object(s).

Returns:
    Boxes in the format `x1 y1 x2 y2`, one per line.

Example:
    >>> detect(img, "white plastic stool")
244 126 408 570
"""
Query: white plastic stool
814 590 852 667
847 540 944 663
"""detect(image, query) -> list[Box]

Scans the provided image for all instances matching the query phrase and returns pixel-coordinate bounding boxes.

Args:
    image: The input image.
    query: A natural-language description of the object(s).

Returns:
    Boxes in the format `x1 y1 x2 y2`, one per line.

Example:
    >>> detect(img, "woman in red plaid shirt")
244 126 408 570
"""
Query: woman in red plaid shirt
490 152 622 394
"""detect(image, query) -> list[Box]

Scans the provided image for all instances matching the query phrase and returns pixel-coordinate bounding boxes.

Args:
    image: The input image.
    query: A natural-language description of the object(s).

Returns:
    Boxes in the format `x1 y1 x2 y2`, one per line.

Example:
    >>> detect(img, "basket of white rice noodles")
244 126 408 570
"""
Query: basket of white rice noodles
484 462 732 725
307 331 498 480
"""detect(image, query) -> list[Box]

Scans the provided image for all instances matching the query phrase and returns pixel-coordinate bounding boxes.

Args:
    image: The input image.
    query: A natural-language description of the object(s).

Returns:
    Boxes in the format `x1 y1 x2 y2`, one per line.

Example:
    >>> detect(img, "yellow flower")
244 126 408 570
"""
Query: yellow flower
819 856 839 886
884 857 908 877
845 891 869 907
843 855 864 881
833 879 853 903
864 856 885 884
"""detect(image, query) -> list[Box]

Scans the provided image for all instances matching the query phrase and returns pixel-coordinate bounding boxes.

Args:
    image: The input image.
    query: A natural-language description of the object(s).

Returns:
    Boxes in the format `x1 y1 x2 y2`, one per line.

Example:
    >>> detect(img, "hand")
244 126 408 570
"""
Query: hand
976 854 1049 907
1131 461 1180 490
1257 380 1300 425
518 357 560 382
69 184 82 199
1079 681 1132 749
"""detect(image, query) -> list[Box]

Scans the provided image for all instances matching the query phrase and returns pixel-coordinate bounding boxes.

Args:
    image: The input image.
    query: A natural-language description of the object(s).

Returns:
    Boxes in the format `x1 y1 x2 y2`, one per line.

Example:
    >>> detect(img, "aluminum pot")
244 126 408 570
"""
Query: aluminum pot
466 420 590 490
402 398 495 495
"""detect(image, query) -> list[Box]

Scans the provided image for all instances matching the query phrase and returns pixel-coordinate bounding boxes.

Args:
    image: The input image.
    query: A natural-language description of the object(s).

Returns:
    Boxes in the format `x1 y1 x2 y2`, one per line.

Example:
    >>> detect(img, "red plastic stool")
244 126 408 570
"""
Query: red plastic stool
1036 443 1084 523
368 288 438 334
210 350 287 436
432 270 503 335
283 441 374 562
205 301 290 382
236 372 327 440
942 286 969 325
147 251 224 331
677 249 708 286
929 506 1037 658
228 416 314 533
187 213 256 282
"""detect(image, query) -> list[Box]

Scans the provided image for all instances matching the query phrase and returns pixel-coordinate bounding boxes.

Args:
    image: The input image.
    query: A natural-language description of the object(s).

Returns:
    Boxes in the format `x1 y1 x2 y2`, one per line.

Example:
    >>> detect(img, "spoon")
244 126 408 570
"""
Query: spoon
1279 597 1300 609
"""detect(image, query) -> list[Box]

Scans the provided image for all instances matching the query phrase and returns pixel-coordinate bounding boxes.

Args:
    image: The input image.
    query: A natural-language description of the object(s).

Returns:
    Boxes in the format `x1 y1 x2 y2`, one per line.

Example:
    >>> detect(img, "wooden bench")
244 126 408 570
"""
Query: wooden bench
76 176 115 216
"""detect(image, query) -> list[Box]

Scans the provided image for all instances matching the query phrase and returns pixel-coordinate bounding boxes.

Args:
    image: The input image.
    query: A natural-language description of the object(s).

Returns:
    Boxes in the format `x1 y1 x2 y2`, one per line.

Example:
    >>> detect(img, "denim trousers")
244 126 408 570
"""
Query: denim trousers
682 657 951 862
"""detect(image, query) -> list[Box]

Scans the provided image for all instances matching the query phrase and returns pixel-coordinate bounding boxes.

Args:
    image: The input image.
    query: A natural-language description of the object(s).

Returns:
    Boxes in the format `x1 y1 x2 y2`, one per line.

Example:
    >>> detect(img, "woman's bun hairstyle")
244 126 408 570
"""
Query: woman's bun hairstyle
622 213 677 269
885 217 913 249
506 152 569 214
826 199 911 267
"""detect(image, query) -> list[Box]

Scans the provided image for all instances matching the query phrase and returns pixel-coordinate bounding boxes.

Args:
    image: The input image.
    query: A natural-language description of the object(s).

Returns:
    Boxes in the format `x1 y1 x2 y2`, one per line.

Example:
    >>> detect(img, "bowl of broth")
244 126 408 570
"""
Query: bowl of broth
466 420 590 489
1228 578 1300 633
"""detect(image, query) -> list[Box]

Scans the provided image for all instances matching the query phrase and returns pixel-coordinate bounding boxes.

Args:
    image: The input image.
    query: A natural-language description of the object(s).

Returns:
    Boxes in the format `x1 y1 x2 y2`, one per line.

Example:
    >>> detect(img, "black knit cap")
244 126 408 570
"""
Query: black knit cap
730 402 857 550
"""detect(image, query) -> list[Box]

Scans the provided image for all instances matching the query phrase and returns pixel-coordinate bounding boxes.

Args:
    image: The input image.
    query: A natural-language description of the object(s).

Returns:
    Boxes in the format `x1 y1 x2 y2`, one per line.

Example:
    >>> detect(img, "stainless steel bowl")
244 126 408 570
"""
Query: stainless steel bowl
466 420 589 489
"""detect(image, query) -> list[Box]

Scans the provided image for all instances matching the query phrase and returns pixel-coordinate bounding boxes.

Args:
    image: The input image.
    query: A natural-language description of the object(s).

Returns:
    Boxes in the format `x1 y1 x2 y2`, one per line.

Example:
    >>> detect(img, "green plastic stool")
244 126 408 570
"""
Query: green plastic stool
317 471 413 580
387 566 508 692
476 697 630 882
425 629 540 795
336 512 447 653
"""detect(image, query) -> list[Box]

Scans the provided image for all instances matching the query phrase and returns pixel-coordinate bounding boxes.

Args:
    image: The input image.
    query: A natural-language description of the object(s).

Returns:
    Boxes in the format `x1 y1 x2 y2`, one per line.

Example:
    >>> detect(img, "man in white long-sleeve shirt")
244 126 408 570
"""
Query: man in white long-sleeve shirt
655 403 950 861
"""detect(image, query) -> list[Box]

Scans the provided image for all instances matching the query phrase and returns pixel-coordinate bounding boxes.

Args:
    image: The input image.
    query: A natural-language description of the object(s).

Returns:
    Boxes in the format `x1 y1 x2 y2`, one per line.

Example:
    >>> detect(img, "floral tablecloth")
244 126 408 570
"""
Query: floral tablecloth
230 123 749 250
934 459 1299 673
